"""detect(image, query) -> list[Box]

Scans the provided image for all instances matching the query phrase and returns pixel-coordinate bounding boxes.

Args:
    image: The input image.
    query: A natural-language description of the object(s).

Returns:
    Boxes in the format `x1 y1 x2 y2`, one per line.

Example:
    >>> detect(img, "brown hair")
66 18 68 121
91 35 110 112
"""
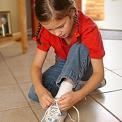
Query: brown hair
35 0 76 22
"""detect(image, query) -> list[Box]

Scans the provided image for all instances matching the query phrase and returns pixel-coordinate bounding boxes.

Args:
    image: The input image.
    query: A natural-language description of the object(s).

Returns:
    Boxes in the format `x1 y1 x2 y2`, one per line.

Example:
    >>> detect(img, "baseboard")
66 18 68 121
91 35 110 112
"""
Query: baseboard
100 29 122 40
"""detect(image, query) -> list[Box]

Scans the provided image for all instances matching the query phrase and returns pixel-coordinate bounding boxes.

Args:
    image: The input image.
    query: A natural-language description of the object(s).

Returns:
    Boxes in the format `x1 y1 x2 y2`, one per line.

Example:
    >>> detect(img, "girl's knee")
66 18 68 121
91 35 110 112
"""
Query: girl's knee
71 42 88 53
68 43 89 59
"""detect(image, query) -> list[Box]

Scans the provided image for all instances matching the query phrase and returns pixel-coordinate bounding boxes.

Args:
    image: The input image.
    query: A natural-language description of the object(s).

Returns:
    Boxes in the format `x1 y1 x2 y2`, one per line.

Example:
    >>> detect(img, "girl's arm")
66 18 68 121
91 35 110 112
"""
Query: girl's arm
31 48 47 93
31 48 54 108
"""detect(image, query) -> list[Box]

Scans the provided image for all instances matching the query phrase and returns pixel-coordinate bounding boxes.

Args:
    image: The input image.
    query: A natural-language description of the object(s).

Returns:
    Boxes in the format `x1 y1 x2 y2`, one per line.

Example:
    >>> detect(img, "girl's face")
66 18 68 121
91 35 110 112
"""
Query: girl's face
41 16 74 38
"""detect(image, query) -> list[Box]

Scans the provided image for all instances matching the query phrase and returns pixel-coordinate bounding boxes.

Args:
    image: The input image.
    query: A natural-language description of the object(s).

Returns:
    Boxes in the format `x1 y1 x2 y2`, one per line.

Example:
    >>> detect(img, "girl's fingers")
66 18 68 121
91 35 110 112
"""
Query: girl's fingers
58 98 66 105
46 96 54 103
42 100 51 109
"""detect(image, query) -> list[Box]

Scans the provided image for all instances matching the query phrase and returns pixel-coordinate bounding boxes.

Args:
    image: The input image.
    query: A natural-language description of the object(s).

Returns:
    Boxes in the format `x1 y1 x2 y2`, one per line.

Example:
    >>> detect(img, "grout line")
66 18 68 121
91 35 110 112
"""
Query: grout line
100 29 122 32
0 53 40 122
105 68 122 77
0 106 29 113
91 89 122 95
89 95 122 122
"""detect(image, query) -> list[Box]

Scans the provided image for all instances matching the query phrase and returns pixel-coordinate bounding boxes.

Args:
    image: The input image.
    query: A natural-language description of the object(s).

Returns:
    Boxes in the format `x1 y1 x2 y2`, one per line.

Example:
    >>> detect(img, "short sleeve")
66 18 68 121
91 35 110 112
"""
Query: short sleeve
81 18 105 59
34 27 51 52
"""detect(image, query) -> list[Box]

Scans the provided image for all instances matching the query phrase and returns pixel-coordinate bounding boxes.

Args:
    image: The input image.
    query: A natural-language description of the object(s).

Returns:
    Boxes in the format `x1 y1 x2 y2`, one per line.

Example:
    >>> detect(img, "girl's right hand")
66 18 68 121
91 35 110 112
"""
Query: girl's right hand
36 87 54 109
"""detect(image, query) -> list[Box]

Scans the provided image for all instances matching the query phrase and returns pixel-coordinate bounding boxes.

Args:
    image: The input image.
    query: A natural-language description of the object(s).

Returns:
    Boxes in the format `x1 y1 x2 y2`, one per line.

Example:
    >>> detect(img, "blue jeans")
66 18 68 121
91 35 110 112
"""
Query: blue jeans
28 42 93 102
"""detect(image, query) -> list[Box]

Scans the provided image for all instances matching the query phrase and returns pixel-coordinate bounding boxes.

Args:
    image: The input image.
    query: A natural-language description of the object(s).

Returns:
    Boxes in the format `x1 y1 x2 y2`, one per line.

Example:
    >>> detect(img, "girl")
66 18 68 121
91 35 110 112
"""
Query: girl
28 0 105 121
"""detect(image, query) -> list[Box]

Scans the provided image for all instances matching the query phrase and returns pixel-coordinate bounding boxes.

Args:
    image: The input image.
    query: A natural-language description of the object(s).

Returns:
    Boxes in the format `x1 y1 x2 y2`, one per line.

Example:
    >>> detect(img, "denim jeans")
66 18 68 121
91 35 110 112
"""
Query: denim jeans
28 42 93 102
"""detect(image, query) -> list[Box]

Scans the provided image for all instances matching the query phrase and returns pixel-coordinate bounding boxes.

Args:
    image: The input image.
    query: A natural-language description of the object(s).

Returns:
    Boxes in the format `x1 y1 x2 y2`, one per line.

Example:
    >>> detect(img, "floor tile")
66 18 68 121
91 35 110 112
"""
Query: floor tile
0 57 17 86
0 64 17 87
0 107 38 122
0 42 22 59
91 90 122 121
20 82 42 110
92 70 122 94
0 85 28 111
2 52 34 84
1 42 55 84
0 52 3 62
0 41 36 60
0 42 35 84
113 69 122 77
32 97 119 122
103 40 122 70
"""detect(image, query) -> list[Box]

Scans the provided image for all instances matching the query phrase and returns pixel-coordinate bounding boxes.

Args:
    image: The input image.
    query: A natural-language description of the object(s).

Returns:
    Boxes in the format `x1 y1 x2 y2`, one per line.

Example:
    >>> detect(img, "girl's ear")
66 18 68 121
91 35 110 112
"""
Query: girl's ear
68 7 77 17
68 7 77 21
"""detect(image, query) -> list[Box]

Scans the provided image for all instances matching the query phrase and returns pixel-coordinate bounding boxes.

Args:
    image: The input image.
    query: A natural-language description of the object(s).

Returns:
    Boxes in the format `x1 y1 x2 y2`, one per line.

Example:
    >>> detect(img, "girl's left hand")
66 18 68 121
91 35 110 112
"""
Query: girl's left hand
57 91 82 111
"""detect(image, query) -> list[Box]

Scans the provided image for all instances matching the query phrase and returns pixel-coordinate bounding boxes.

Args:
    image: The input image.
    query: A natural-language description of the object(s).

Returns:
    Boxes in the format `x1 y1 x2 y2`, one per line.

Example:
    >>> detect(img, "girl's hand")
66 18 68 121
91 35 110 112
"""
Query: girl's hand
58 91 82 111
36 88 54 109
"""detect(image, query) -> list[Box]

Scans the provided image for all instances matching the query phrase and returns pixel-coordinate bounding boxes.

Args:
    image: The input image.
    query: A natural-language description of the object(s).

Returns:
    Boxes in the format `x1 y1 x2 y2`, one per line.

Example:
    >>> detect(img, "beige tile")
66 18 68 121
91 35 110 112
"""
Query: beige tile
0 42 22 59
0 107 38 122
0 40 35 80
113 69 122 77
0 40 55 85
0 63 17 86
0 52 3 62
91 90 122 121
32 97 119 122
1 43 55 84
0 85 28 111
20 82 42 111
3 52 33 84
92 70 122 94
103 39 122 70
0 50 34 84
0 40 36 60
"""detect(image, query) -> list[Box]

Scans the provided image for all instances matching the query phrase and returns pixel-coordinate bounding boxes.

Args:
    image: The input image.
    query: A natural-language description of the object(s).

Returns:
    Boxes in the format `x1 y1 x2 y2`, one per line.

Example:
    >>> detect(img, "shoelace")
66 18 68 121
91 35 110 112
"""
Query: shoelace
41 99 80 122
68 97 87 122
68 106 80 122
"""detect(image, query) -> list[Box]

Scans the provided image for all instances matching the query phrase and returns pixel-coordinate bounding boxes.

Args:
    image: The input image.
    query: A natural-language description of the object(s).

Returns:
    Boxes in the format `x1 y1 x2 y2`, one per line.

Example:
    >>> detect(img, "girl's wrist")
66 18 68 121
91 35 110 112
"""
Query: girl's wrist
35 84 45 94
75 90 87 101
74 91 83 102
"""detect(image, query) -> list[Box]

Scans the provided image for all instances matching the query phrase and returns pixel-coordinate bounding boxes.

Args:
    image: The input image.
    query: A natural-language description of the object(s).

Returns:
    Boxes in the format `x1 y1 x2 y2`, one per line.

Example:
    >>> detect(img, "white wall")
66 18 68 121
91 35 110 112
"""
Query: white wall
83 0 122 30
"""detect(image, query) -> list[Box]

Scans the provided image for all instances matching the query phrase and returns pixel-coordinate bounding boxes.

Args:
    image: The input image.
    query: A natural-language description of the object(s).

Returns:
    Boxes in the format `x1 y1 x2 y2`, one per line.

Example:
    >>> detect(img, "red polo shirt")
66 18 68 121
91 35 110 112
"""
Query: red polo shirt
34 11 105 60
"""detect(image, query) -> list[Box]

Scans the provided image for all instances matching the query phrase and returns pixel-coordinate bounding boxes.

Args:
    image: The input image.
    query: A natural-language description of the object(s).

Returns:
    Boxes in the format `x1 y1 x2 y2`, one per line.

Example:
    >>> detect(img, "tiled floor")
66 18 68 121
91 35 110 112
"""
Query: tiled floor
0 39 122 122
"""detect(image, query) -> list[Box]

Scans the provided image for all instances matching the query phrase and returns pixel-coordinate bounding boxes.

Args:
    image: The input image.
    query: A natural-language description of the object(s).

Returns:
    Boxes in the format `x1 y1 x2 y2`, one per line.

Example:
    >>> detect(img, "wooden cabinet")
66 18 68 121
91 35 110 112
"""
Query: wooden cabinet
0 0 28 54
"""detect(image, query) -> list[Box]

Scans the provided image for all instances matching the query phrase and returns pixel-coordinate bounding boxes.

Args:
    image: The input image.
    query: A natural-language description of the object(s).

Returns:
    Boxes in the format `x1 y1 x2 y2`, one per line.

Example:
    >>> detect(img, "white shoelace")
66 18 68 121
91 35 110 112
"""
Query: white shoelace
41 100 80 122
68 106 80 122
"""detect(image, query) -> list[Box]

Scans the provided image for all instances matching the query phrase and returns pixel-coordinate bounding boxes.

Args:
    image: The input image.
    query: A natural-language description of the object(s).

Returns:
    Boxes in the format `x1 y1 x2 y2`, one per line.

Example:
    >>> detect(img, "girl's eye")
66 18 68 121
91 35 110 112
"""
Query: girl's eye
59 25 64 28
48 25 64 32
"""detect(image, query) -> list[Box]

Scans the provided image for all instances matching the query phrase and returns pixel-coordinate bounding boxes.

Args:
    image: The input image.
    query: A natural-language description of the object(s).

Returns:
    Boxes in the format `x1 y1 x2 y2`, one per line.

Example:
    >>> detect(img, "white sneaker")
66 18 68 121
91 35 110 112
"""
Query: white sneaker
41 100 67 122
